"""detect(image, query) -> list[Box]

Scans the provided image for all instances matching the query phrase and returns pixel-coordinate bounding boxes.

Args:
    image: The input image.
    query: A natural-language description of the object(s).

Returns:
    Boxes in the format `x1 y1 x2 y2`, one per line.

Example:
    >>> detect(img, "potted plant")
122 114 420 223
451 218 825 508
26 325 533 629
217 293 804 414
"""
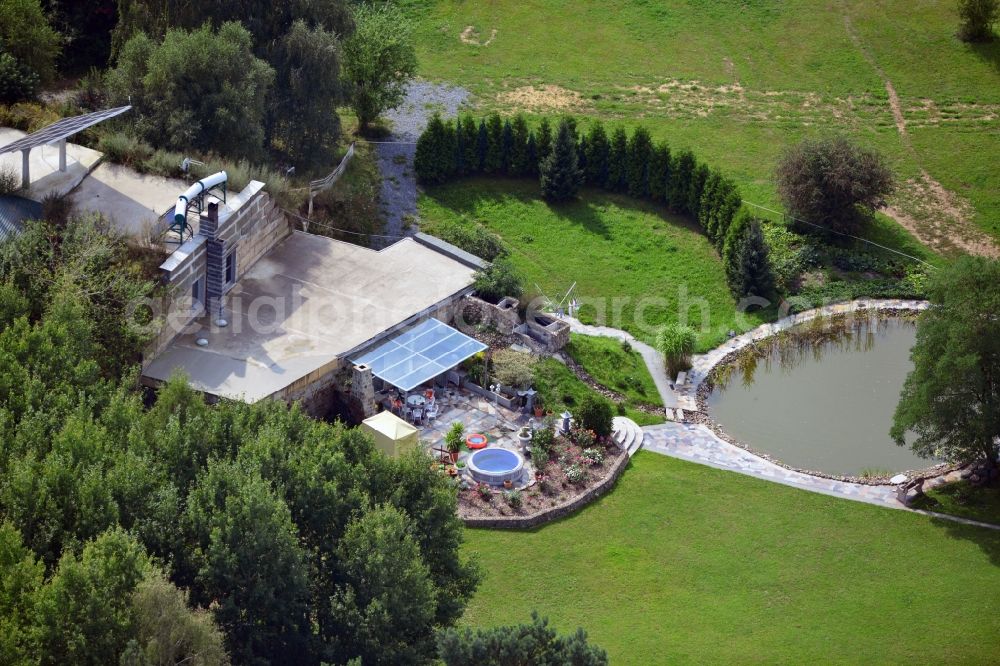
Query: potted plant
445 421 465 463
533 398 544 418
503 479 513 489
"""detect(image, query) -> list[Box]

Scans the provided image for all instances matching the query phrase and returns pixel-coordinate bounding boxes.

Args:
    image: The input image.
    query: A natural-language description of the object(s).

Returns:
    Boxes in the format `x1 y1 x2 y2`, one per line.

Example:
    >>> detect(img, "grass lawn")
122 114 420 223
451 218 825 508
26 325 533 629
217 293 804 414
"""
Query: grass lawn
401 0 1000 247
533 356 662 427
461 452 1000 663
565 333 662 408
420 179 775 350
912 481 1000 526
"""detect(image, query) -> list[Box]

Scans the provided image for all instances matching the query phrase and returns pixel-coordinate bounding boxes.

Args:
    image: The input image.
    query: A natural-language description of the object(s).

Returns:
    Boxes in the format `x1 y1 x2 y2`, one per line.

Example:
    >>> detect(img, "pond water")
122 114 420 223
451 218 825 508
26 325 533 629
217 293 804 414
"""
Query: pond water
706 317 931 476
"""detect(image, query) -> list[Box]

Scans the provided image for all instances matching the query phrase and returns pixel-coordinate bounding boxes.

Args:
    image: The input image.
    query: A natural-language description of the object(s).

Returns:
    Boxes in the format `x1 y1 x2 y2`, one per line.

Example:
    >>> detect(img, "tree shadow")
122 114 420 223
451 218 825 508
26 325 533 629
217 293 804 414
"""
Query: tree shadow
421 177 703 243
926 514 1000 567
966 38 1000 74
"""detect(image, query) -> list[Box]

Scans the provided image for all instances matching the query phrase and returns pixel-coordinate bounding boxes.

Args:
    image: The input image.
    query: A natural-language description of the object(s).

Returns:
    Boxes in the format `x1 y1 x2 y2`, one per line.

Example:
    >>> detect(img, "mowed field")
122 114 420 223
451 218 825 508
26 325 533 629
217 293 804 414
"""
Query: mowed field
400 0 1000 253
461 453 1000 664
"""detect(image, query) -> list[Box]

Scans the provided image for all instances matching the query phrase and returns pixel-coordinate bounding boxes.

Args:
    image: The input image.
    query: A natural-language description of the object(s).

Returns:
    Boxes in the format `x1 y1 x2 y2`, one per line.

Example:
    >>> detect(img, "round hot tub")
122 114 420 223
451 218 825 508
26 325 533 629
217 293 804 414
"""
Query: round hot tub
467 447 525 486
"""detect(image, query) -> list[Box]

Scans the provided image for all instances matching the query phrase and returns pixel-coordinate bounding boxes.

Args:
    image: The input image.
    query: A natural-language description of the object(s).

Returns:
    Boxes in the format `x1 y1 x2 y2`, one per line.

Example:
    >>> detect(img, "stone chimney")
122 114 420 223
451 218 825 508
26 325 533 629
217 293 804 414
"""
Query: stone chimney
351 364 376 418
202 202 224 318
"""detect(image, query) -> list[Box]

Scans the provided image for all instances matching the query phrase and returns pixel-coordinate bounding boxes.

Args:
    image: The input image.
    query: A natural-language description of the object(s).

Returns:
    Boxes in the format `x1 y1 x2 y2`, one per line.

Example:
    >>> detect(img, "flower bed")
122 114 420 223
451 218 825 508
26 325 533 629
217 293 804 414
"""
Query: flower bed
457 427 627 526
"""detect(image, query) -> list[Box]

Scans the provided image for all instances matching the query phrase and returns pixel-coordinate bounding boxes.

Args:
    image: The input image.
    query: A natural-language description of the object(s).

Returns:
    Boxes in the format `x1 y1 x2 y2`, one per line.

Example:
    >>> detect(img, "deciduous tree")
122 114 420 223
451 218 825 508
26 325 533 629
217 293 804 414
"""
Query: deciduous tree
892 257 1000 473
775 136 895 234
342 2 417 131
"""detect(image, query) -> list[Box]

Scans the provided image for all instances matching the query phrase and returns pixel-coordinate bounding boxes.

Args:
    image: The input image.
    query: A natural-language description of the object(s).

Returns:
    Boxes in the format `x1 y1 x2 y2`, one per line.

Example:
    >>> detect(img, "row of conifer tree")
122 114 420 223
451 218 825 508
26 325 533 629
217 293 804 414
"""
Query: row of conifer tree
414 112 774 299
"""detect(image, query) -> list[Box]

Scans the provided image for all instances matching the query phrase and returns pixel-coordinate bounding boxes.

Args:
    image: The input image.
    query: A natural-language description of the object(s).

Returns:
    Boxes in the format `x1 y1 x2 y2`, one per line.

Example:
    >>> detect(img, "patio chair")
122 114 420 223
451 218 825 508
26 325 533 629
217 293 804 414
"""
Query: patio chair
412 408 423 425
424 405 438 422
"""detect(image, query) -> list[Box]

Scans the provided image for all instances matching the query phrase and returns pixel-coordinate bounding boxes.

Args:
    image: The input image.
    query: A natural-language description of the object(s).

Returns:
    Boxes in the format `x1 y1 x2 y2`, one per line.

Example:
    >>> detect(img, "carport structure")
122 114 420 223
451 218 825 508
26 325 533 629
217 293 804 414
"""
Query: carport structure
0 105 131 190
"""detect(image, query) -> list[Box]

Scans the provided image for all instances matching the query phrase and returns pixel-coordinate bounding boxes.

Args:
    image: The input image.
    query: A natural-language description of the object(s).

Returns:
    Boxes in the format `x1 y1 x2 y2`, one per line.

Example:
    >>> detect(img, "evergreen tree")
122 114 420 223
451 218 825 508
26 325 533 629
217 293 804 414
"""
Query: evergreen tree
500 119 514 175
510 114 531 176
454 117 468 177
540 118 584 202
414 113 455 185
460 115 479 175
626 126 653 199
476 119 489 172
687 163 711 221
485 112 504 173
713 179 743 249
668 150 696 214
577 133 589 183
607 126 629 192
699 170 722 235
649 142 671 202
536 118 553 166
584 121 610 188
524 133 539 177
727 218 775 299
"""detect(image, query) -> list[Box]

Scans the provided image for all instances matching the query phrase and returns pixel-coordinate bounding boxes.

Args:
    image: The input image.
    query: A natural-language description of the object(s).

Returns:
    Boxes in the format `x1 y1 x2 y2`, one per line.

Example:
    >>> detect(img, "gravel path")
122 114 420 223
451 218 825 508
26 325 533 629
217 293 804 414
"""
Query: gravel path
372 81 469 249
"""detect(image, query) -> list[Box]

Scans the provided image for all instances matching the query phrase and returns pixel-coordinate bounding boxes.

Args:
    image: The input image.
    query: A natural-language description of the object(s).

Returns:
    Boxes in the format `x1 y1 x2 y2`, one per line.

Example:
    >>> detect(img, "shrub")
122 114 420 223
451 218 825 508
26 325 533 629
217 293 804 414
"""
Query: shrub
539 118 583 203
576 394 613 438
958 0 999 42
433 220 508 261
531 424 555 464
0 52 39 103
581 448 604 466
502 489 522 509
41 192 73 227
445 421 465 454
0 164 18 195
563 463 587 484
568 425 596 450
491 349 536 390
97 132 154 167
0 101 59 132
141 149 186 179
775 136 895 235
476 483 493 501
473 257 523 303
657 323 697 379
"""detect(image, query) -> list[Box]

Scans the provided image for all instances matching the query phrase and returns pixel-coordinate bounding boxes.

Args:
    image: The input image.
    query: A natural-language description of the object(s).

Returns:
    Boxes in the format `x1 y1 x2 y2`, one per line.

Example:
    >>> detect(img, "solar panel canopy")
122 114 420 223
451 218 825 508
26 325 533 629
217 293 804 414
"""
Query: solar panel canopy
0 106 132 154
352 318 487 392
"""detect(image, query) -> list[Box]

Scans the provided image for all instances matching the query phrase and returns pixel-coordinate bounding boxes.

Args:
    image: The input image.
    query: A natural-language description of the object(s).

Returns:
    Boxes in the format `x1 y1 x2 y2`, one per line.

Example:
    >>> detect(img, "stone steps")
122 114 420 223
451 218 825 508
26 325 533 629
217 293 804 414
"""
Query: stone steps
612 416 644 457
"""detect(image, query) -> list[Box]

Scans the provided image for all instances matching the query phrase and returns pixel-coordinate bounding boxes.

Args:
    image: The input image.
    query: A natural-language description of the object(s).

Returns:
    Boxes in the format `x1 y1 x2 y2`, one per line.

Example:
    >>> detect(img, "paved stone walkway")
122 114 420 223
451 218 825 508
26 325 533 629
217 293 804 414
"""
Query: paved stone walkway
642 422 901 506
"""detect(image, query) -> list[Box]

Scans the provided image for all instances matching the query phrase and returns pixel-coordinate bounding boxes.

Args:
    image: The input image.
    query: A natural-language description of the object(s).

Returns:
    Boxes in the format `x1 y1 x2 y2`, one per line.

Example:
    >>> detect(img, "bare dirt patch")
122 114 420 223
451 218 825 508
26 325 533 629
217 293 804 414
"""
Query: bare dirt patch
885 172 1000 258
460 25 497 46
497 84 591 112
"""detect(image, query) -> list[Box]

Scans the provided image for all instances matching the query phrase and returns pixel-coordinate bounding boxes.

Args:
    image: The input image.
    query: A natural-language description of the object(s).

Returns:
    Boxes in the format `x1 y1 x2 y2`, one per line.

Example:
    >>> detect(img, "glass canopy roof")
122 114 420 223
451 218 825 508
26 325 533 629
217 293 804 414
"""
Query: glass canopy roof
351 318 486 392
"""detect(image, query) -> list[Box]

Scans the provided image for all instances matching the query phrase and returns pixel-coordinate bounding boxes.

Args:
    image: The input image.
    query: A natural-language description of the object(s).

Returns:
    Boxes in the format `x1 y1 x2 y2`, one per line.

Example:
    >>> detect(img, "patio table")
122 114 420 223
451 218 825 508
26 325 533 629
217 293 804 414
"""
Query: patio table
406 395 426 407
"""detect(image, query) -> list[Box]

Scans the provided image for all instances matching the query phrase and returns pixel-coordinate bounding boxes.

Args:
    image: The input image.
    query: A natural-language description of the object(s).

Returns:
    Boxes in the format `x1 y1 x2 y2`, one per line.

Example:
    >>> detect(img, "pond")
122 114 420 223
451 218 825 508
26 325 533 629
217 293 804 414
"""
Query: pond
705 316 931 477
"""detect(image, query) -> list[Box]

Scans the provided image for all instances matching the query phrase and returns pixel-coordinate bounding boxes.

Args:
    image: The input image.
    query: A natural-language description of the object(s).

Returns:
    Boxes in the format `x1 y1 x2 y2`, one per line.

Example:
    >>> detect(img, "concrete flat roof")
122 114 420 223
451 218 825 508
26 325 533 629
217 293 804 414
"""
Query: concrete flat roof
70 162 187 238
142 232 478 402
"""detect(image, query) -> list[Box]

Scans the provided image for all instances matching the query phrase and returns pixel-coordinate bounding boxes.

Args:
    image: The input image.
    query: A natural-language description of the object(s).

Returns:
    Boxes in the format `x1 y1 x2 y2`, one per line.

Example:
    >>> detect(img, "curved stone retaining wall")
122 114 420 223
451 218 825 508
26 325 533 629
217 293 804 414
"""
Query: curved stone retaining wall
461 449 631 529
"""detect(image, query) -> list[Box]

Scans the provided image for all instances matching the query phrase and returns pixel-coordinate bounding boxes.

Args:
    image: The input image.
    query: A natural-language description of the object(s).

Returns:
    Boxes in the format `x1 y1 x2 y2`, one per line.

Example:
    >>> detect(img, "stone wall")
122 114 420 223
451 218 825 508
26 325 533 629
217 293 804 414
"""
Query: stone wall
518 312 570 352
462 295 521 333
143 235 207 361
213 181 291 284
462 450 631 529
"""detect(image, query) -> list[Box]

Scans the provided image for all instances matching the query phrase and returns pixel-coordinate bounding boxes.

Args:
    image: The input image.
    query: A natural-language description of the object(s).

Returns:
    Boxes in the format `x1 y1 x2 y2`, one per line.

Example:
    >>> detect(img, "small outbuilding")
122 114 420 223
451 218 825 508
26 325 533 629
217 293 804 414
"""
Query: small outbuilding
361 410 420 458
